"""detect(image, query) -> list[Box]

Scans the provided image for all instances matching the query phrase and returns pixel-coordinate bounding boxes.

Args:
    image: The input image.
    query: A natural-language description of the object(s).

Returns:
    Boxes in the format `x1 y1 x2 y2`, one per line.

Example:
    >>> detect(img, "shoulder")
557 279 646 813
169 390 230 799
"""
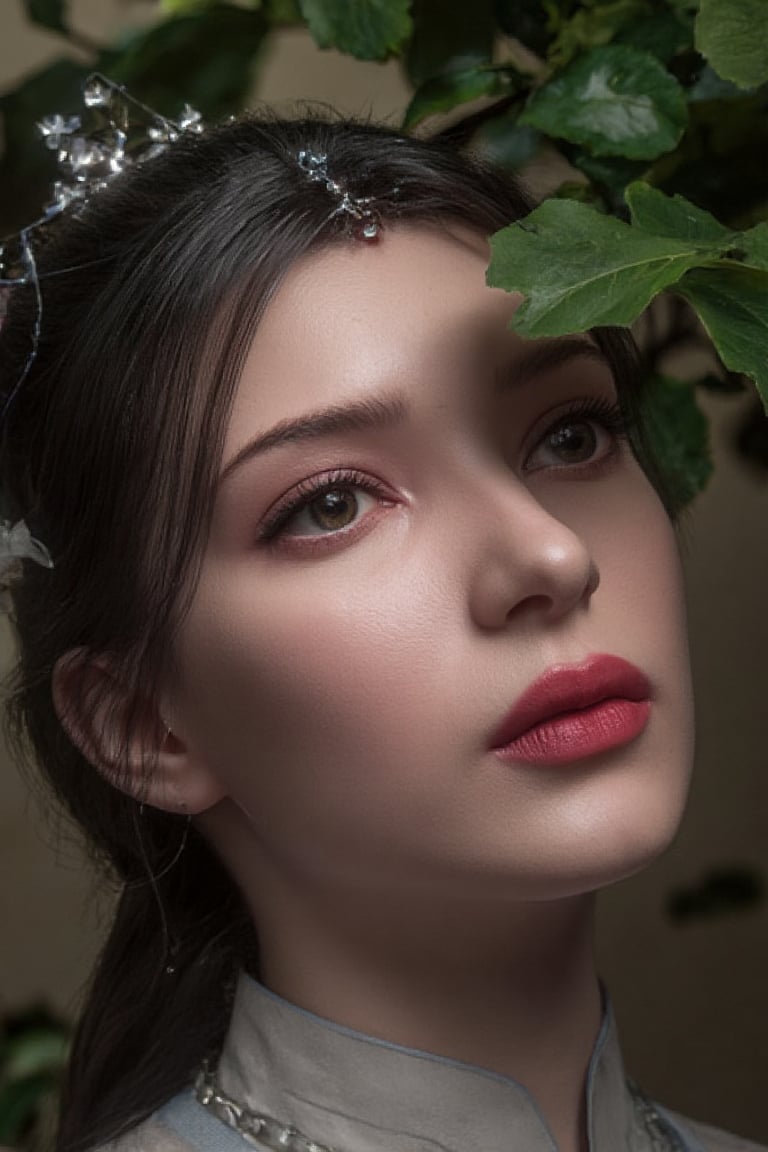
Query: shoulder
96 1114 191 1152
664 1106 768 1152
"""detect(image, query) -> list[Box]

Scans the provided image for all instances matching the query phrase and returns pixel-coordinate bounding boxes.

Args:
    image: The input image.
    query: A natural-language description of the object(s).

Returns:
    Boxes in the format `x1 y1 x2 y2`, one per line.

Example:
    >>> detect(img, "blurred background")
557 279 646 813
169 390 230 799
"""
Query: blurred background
1 0 767 1145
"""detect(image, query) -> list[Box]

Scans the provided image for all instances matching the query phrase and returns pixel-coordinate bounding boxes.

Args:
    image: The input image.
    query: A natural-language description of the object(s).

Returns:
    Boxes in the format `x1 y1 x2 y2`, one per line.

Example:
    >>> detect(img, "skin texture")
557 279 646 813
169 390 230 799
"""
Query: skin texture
134 224 695 1151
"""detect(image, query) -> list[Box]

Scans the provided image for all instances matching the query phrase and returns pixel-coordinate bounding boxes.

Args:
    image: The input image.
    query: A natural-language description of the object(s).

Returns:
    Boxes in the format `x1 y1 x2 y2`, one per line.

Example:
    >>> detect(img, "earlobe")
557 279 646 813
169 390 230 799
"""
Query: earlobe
52 649 227 815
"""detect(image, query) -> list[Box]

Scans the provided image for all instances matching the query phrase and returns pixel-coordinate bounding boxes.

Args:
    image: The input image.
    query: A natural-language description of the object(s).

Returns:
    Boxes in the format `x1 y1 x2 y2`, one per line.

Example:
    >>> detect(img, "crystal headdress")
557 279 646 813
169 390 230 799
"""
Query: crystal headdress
1 75 203 271
0 74 205 578
0 73 205 375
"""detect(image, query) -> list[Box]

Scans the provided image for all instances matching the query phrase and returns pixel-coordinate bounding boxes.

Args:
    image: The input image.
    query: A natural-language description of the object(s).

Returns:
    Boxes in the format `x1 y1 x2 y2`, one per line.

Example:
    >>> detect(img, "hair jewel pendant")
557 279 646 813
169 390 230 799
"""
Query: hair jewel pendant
296 148 379 239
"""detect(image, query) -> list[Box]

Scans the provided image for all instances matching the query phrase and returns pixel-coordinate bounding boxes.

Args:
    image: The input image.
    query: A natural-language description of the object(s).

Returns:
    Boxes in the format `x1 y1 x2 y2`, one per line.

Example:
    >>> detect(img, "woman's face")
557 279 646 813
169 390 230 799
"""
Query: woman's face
170 224 694 909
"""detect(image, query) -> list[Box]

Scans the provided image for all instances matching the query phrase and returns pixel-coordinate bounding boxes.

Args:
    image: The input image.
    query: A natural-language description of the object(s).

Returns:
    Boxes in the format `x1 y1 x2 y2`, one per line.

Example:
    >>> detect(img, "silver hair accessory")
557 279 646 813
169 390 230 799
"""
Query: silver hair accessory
297 148 380 239
0 73 204 425
0 75 204 579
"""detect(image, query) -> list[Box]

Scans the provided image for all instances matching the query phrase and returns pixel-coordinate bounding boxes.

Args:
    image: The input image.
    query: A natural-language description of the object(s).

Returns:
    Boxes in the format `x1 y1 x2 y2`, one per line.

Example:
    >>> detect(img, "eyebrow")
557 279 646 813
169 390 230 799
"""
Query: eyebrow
220 337 611 485
219 394 408 484
494 337 610 394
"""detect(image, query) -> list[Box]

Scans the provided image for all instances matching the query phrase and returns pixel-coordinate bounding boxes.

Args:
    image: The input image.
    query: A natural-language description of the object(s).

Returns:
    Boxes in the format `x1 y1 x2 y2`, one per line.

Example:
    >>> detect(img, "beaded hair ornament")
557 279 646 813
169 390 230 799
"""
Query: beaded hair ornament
0 73 381 582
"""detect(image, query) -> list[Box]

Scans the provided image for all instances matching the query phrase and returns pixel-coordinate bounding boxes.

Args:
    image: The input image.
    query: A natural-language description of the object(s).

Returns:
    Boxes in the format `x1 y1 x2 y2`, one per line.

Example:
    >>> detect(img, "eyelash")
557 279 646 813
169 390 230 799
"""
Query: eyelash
259 468 385 542
526 396 631 470
258 396 632 544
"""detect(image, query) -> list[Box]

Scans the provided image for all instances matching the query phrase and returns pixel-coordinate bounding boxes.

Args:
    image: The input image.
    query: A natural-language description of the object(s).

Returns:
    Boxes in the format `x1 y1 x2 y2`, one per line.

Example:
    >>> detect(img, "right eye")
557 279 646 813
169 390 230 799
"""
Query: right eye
259 468 396 551
275 483 378 538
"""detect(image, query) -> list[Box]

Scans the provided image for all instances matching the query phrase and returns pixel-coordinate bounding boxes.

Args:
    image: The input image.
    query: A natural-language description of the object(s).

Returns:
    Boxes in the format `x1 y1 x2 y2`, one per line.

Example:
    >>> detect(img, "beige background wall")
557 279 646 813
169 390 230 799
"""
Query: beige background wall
1 0 767 1142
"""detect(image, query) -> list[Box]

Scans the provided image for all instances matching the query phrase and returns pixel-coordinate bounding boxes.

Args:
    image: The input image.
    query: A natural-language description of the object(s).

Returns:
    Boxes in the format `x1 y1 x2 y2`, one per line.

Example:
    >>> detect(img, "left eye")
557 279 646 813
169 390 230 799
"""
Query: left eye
540 418 600 464
527 405 626 471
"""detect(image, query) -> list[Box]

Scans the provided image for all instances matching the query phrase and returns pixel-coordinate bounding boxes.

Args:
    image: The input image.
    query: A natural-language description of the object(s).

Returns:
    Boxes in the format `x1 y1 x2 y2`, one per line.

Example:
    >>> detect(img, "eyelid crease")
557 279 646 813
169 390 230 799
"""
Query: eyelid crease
258 467 386 542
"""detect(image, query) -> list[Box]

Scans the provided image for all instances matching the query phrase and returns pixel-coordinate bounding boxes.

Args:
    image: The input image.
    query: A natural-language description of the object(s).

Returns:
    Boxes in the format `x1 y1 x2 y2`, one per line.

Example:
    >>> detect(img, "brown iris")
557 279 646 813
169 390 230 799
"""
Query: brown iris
308 488 359 531
546 419 598 464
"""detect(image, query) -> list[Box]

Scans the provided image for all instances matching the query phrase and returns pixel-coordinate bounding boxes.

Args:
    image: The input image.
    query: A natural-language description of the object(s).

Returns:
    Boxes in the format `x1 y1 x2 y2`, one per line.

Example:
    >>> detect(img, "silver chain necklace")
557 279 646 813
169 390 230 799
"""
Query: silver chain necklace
195 1065 334 1152
195 1065 688 1152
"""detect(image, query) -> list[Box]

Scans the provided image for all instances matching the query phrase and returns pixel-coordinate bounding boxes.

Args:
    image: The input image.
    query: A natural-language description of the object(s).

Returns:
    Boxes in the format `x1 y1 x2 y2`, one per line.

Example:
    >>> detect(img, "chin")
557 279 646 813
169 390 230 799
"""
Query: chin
571 803 688 897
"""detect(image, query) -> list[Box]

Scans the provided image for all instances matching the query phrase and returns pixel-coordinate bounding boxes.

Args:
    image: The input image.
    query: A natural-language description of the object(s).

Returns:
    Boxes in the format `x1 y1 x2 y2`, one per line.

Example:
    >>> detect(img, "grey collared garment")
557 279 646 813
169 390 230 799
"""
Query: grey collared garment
103 975 766 1152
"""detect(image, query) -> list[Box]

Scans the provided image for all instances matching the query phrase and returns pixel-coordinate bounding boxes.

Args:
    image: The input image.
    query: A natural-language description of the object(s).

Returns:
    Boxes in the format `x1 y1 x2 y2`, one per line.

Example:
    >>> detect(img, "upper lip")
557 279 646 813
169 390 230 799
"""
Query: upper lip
489 653 651 749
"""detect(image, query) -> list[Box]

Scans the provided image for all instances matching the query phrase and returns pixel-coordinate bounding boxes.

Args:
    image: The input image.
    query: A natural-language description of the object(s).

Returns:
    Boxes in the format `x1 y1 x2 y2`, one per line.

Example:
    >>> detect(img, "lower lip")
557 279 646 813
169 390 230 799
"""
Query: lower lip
494 698 651 766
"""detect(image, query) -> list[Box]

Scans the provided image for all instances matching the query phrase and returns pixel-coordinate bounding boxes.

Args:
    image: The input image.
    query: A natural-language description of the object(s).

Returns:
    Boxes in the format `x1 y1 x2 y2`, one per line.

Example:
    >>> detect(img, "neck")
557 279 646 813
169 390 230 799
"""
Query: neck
254 884 601 1152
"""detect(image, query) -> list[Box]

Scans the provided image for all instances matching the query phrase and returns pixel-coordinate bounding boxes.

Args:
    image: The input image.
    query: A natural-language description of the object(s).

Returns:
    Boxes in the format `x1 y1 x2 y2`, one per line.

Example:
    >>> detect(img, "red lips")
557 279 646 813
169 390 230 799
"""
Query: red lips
490 654 652 766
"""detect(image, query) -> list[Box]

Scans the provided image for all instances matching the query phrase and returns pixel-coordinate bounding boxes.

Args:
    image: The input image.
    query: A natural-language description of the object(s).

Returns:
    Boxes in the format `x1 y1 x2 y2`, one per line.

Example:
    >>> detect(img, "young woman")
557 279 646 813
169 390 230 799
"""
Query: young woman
1 99 763 1152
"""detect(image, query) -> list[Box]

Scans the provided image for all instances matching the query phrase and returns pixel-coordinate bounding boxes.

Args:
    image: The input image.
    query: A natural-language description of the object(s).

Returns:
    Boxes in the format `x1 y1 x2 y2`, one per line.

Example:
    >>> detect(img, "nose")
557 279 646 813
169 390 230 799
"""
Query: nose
467 478 599 631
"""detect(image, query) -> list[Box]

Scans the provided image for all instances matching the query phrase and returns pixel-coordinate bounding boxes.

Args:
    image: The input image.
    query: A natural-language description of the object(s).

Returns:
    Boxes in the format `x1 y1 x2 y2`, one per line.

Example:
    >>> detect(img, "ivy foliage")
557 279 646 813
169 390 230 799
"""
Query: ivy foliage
488 183 768 406
0 1005 69 1149
2 0 768 502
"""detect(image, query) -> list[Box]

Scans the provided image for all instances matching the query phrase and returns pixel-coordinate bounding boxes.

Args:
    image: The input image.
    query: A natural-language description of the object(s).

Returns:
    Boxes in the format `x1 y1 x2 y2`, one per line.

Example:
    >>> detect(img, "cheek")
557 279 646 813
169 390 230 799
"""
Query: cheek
582 475 695 843
598 479 689 659
591 470 693 722
172 558 462 832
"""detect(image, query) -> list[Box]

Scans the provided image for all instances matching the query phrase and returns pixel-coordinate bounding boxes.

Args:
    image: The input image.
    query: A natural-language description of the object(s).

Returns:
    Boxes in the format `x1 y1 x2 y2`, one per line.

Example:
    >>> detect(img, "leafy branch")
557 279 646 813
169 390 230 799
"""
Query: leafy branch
2 0 768 501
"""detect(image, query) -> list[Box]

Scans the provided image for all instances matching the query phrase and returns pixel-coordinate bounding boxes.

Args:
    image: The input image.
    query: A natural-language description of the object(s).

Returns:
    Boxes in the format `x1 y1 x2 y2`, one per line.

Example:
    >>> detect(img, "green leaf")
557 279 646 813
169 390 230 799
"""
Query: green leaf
739 221 768 269
403 65 523 130
643 374 713 508
3 1030 68 1080
102 6 269 120
474 117 541 172
486 198 708 336
496 0 552 58
298 0 411 60
22 0 68 35
625 182 733 244
159 0 217 13
0 1076 52 1142
264 0 301 20
615 9 694 64
651 90 768 225
521 45 688 160
405 0 496 88
552 180 602 205
548 0 650 67
695 0 768 90
572 151 649 202
676 265 768 408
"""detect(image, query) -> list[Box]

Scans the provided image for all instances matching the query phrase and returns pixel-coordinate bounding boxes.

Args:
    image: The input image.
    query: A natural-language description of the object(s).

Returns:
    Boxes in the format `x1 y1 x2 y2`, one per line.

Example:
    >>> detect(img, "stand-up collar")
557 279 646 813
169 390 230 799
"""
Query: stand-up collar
216 974 635 1152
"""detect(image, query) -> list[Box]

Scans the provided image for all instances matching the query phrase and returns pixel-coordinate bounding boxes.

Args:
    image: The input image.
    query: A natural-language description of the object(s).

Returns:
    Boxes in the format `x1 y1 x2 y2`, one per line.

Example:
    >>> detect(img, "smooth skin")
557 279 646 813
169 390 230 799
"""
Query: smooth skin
77 224 696 1152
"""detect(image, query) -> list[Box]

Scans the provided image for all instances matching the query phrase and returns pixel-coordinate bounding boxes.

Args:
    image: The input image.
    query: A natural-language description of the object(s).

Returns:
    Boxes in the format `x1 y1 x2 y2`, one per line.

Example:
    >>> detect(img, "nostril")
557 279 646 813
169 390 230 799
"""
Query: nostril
469 525 599 630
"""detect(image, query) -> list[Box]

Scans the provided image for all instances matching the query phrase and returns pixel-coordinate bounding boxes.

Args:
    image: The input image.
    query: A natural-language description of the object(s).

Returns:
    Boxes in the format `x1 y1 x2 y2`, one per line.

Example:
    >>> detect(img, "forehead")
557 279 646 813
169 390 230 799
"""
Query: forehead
225 224 525 457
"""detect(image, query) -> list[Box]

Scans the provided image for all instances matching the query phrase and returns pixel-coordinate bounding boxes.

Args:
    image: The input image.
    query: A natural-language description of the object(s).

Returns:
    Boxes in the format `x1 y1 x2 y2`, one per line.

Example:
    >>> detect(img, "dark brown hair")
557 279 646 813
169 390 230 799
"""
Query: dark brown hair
0 113 666 1152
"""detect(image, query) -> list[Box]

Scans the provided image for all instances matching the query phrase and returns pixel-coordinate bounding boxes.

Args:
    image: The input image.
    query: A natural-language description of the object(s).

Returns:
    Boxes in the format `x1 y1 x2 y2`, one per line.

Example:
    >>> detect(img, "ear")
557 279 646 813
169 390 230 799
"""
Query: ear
52 649 226 815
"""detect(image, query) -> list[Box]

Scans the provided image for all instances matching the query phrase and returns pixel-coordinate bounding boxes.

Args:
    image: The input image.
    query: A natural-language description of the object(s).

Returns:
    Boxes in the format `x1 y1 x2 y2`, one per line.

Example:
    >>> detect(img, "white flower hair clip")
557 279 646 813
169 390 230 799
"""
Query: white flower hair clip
0 519 53 578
